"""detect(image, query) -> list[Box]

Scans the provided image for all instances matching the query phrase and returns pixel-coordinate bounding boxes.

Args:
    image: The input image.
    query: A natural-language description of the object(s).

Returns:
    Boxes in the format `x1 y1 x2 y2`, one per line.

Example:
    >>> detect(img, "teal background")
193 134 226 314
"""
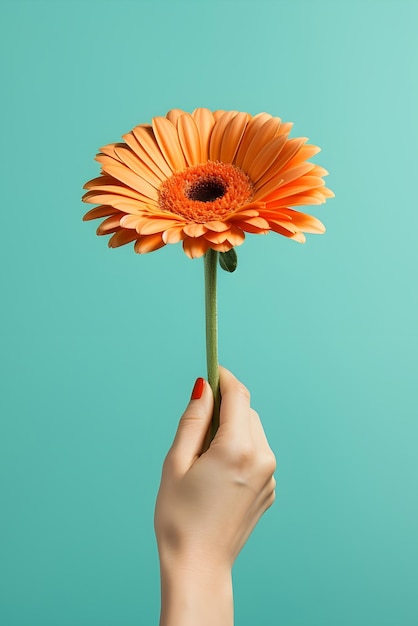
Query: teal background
1 0 417 624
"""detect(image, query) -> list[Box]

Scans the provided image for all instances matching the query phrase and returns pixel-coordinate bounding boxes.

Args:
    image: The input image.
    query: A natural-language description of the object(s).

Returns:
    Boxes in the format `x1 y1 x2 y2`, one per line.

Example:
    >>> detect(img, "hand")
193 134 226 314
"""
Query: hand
154 367 276 626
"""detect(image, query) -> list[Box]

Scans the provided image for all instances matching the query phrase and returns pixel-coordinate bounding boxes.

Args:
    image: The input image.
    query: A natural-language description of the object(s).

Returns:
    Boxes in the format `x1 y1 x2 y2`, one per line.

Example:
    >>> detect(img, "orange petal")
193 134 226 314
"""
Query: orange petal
137 217 185 235
226 226 245 247
101 163 159 201
206 241 234 253
177 114 202 166
82 180 149 201
162 226 186 244
83 205 119 221
132 126 173 178
219 112 250 164
209 111 239 161
252 138 308 201
134 233 165 254
234 113 271 167
268 220 300 237
152 117 186 172
108 229 139 248
120 214 143 229
166 109 187 125
83 174 123 190
113 145 164 188
268 177 326 201
97 143 125 160
124 130 171 180
192 108 216 160
246 133 288 184
284 144 321 170
204 220 231 232
203 230 230 244
183 237 210 259
267 191 325 208
277 122 294 136
241 216 270 230
309 165 329 177
96 215 121 235
240 117 283 174
258 163 320 202
82 191 152 214
183 223 208 237
290 232 306 243
283 209 326 233
213 110 226 121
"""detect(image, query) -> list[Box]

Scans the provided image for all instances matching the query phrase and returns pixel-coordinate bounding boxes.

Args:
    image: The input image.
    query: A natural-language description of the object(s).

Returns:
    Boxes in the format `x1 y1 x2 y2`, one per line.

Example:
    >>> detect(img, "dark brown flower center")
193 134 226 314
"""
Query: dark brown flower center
158 161 254 223
186 177 227 203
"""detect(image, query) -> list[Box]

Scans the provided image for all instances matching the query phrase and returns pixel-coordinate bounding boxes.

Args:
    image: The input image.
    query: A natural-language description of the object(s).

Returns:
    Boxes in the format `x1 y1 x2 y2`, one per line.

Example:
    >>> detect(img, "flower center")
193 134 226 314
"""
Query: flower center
159 161 253 223
186 177 226 203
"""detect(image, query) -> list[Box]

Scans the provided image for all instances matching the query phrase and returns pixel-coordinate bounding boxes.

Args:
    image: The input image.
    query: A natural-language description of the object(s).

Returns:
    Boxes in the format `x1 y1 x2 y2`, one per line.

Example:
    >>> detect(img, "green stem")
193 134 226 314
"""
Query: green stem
204 249 220 440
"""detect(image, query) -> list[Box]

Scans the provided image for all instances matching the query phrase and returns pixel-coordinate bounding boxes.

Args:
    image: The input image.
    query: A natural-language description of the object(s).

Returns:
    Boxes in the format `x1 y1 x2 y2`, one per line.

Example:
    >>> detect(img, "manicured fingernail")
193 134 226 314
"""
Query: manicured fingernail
191 377 205 400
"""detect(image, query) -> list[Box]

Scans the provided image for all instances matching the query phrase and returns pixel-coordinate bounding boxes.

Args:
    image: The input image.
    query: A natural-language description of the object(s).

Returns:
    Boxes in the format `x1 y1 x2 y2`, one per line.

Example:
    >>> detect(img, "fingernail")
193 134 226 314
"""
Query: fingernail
190 377 205 400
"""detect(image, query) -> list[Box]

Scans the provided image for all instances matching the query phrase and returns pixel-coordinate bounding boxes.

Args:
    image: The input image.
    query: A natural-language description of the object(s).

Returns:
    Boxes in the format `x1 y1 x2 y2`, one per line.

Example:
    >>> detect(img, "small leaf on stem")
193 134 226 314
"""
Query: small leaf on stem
219 249 238 273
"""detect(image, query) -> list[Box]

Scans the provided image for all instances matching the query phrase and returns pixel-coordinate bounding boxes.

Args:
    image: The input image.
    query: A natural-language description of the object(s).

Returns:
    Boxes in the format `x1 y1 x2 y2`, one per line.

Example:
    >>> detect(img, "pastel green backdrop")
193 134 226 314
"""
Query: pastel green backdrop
1 0 417 624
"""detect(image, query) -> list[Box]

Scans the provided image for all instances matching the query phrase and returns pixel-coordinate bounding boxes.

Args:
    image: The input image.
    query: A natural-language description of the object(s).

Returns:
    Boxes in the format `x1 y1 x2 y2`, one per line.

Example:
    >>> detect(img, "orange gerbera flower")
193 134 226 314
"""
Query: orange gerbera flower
82 109 334 258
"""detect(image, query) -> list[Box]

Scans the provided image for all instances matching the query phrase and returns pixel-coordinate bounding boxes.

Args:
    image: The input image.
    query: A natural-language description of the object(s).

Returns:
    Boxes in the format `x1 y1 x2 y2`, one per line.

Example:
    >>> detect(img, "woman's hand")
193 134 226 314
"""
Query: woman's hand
154 367 276 626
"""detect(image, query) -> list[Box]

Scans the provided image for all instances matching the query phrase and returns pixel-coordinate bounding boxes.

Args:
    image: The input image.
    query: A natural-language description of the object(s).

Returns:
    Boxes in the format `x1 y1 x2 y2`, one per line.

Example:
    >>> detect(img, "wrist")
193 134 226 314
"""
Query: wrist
159 553 233 626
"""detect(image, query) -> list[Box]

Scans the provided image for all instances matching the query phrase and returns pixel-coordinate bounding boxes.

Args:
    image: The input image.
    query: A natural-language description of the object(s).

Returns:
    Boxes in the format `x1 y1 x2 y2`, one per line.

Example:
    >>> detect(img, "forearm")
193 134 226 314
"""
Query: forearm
159 555 233 626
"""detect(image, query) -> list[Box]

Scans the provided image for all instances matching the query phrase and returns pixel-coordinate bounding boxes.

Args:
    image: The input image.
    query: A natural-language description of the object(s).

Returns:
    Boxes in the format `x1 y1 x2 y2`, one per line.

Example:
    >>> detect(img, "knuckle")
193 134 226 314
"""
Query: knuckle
228 442 256 469
260 449 276 475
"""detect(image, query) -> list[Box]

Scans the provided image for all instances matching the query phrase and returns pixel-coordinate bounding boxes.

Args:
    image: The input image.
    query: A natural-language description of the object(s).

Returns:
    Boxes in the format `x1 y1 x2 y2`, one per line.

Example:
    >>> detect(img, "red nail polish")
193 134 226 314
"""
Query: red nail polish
191 377 205 400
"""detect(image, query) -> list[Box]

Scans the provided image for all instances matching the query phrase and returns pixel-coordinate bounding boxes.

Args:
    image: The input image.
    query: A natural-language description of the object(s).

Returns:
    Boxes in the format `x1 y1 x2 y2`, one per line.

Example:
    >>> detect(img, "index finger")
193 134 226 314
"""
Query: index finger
216 366 252 441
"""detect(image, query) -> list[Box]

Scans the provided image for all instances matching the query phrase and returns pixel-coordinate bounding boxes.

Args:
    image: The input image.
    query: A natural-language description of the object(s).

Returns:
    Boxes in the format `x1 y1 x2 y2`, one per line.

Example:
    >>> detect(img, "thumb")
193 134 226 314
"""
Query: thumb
170 377 214 470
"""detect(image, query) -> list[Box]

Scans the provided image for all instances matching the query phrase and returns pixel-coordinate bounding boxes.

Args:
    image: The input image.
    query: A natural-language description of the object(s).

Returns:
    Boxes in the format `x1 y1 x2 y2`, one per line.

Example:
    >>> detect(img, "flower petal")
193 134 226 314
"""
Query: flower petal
219 112 250 164
134 233 165 254
264 176 325 202
82 190 153 213
83 177 151 201
108 229 139 248
253 138 308 201
240 216 270 230
96 215 121 235
240 116 283 174
182 223 208 237
192 108 216 159
83 205 119 221
162 226 186 244
113 145 164 188
120 214 143 229
177 114 202 166
137 217 185 235
209 111 239 161
152 116 186 172
283 208 326 233
132 126 173 178
226 226 245 247
183 237 210 258
122 132 169 181
203 230 230 244
204 220 231 232
246 133 288 184
234 113 272 167
97 161 160 201
166 109 186 125
257 162 324 202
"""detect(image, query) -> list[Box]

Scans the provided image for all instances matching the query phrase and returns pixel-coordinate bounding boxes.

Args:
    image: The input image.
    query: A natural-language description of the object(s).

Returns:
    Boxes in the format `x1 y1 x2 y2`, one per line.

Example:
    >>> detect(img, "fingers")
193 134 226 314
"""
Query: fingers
169 377 214 471
216 366 252 441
